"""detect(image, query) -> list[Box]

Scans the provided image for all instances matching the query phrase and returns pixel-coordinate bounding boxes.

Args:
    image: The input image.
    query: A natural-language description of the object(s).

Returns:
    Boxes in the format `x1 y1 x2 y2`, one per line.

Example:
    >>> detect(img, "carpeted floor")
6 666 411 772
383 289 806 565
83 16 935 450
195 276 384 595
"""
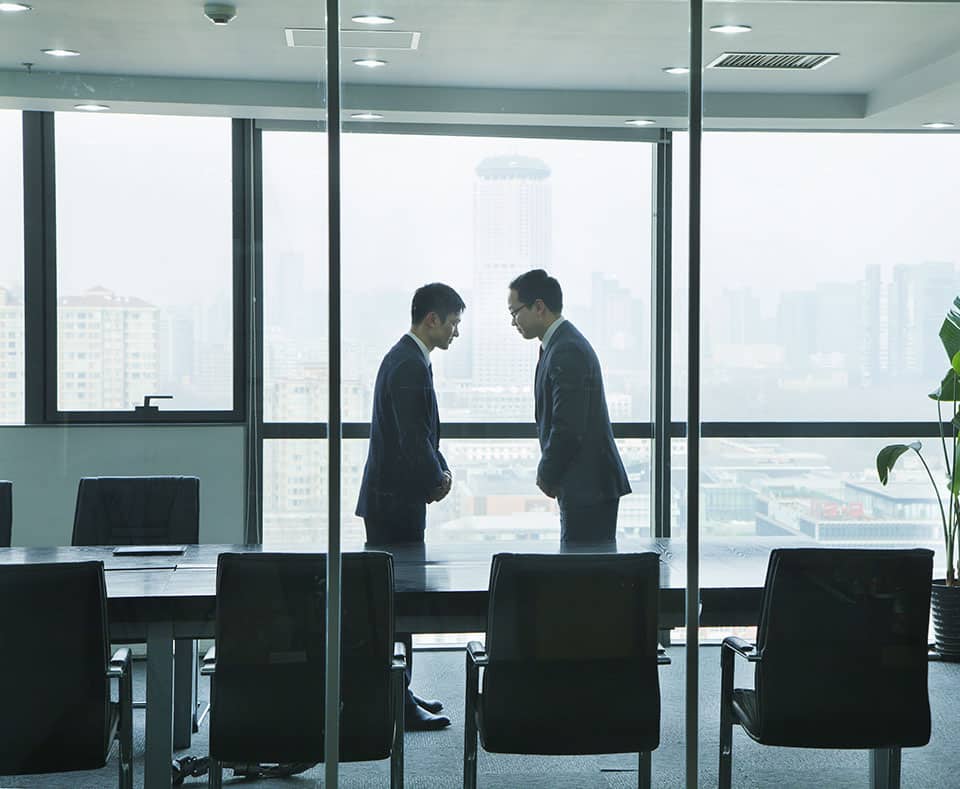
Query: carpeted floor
1 645 957 788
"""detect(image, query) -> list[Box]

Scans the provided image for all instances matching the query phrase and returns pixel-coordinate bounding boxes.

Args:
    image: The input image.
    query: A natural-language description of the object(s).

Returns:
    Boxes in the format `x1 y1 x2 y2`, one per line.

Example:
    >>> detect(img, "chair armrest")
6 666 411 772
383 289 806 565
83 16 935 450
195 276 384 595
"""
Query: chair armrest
657 643 671 666
392 640 407 671
107 647 132 678
466 640 488 667
722 636 761 662
200 645 216 676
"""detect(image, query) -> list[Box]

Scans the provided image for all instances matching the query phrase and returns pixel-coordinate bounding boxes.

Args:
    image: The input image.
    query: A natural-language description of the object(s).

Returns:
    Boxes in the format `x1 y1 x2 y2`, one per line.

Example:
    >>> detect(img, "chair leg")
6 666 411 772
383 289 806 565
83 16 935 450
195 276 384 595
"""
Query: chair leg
118 657 133 789
463 652 479 789
391 665 405 789
637 750 651 789
208 758 223 789
718 645 735 789
870 747 901 789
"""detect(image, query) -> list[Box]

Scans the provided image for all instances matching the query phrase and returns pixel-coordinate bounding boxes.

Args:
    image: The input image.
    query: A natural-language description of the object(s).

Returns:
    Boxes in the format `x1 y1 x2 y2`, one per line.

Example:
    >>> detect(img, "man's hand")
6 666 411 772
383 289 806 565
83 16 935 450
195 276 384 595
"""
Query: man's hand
430 470 453 503
536 475 557 499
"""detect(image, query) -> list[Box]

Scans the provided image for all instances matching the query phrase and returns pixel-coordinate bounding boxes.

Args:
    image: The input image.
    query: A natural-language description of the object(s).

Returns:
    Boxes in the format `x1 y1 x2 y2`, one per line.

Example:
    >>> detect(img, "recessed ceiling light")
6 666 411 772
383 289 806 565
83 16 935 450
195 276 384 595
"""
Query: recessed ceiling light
75 103 110 112
0 3 32 12
625 119 655 127
663 66 689 75
42 48 80 57
709 24 752 34
351 112 384 120
351 15 395 25
353 58 387 68
922 121 955 129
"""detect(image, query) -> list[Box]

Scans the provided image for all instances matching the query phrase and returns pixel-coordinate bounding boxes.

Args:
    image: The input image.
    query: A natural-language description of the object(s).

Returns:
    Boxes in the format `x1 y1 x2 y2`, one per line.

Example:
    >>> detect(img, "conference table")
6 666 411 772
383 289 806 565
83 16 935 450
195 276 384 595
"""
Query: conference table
0 536 805 789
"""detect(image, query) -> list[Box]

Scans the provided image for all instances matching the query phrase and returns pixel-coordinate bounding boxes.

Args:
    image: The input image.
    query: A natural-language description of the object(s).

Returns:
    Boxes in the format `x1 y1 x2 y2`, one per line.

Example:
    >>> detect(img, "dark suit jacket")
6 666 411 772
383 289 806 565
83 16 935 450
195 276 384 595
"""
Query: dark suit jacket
356 335 449 522
535 320 631 507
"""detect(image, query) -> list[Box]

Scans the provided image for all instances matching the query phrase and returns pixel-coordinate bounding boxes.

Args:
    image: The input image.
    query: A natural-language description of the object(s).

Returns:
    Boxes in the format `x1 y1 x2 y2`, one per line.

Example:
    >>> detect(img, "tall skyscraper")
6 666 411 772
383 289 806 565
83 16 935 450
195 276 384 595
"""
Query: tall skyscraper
888 261 957 378
471 156 551 414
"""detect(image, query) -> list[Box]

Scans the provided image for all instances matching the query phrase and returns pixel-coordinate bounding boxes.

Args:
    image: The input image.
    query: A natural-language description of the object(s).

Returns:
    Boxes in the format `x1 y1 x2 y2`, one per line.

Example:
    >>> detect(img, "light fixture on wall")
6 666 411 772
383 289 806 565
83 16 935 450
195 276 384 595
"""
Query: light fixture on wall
662 66 689 75
74 103 110 112
625 119 655 126
351 15 395 25
353 58 387 68
709 24 752 34
0 3 32 13
42 48 80 57
922 121 955 129
351 112 384 120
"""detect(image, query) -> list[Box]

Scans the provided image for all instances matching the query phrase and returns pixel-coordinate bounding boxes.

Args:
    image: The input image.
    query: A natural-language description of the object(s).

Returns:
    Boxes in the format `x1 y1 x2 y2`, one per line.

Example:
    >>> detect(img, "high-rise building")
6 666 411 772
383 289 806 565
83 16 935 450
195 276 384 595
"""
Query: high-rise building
888 261 956 378
0 287 24 424
471 156 551 413
57 286 158 411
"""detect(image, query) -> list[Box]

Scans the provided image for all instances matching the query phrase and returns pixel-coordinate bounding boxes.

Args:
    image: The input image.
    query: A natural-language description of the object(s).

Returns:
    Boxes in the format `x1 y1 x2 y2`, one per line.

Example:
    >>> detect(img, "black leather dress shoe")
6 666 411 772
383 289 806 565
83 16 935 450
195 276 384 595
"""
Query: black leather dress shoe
410 691 444 713
405 702 451 730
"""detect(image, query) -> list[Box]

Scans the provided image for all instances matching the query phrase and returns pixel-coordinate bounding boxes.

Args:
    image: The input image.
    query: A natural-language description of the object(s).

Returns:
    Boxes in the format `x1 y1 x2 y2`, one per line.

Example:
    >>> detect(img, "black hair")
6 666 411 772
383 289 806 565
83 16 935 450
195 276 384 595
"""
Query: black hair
411 283 466 325
509 269 563 313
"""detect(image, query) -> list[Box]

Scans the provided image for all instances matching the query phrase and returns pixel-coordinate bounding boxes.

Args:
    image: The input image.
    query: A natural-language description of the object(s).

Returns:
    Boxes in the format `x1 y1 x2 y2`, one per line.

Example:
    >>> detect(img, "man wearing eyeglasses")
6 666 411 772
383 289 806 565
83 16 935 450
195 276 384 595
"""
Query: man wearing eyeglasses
508 269 630 542
356 282 465 730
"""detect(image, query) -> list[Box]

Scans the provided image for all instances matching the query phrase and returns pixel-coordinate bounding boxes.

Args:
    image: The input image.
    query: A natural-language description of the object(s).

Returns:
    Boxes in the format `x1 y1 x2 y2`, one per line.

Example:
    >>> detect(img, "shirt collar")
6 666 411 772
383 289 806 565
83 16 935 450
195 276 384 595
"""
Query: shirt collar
406 331 431 364
540 316 566 352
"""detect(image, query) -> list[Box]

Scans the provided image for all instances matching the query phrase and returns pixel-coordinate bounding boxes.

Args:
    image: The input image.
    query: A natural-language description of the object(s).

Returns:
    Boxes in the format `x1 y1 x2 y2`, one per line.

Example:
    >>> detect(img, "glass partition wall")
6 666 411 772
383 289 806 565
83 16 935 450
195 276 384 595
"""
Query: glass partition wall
682 0 960 783
27 0 960 785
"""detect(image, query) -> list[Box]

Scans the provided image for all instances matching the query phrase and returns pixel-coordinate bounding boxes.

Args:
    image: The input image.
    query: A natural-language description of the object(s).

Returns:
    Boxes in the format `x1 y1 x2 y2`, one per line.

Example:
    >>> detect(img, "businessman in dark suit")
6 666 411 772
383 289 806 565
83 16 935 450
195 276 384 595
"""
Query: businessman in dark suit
508 269 631 542
356 282 465 730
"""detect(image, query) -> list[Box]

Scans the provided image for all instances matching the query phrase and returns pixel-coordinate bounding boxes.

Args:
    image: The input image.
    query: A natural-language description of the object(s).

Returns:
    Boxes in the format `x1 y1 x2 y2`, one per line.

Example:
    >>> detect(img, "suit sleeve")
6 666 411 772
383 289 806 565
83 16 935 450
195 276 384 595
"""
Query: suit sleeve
391 359 447 497
537 344 592 489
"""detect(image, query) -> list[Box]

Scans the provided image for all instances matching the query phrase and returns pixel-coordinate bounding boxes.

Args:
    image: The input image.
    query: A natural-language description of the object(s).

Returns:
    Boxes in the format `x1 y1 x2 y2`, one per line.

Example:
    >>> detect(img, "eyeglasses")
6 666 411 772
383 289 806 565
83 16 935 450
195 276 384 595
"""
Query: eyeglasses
508 303 529 319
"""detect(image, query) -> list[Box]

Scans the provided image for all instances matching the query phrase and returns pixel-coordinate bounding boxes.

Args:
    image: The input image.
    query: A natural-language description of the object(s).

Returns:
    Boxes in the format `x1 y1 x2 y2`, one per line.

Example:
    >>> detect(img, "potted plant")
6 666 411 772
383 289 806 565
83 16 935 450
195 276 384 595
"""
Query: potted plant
876 295 960 660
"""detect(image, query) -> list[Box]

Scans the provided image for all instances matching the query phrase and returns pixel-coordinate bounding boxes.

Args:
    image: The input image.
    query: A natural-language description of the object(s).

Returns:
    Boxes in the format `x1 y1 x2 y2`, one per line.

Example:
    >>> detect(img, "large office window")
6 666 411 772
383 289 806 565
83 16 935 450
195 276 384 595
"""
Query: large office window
54 113 234 413
0 111 24 425
674 132 960 422
263 131 654 423
262 130 656 543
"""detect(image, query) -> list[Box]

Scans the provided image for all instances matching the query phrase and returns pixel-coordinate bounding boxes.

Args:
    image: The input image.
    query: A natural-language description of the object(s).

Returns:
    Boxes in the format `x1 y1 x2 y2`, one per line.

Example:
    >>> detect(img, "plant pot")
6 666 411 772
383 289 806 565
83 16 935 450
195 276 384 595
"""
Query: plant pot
931 581 960 661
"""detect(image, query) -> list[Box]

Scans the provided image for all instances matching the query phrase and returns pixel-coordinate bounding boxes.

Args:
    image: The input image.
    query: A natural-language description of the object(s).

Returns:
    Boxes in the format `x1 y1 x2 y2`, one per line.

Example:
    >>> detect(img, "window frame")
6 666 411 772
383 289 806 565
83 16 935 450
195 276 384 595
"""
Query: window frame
22 112 248 425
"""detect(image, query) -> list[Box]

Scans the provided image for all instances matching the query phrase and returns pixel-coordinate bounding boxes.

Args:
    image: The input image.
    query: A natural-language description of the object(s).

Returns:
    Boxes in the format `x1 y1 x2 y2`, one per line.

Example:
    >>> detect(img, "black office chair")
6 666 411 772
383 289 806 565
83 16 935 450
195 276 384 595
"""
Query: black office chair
0 480 11 547
72 475 205 741
72 475 199 546
464 552 669 789
719 548 933 789
202 552 406 788
0 561 132 787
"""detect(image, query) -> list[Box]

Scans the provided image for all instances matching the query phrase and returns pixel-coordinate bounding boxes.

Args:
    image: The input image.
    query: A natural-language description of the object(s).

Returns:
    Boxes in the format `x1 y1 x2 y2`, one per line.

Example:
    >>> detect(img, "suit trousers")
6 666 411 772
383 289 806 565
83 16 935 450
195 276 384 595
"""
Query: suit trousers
559 497 620 543
365 513 426 708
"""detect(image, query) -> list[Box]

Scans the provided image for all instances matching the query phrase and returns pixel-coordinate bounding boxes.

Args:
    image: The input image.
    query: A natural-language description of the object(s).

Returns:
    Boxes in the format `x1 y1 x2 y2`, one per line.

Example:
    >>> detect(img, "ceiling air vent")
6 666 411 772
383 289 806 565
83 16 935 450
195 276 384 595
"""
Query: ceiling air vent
707 52 838 70
285 28 421 50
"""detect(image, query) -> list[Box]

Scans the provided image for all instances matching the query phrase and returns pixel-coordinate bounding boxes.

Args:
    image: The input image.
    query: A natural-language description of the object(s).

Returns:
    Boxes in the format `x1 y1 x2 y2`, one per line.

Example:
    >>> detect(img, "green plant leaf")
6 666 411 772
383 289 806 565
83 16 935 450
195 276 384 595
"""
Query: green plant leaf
952 442 960 497
941 296 960 362
877 442 921 485
929 368 960 401
953 349 960 376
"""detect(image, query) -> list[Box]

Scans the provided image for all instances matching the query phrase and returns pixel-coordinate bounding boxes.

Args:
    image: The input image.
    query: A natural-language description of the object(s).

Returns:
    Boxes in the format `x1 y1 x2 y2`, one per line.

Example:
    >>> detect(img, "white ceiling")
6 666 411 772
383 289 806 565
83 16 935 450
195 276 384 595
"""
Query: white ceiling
2 0 960 130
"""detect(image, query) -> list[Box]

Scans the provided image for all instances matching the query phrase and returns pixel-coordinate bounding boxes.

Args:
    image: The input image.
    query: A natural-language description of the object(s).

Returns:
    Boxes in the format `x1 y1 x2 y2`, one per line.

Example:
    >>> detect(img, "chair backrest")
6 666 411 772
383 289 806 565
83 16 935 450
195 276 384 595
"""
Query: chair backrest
72 476 199 546
480 552 662 755
0 480 11 547
0 561 112 774
210 552 396 764
754 547 933 748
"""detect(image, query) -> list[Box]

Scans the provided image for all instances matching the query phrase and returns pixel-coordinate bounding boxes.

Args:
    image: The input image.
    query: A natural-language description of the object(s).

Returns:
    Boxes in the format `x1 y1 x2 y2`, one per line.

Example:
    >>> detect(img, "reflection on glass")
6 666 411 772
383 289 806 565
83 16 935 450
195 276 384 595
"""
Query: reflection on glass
54 113 233 412
0 110 24 425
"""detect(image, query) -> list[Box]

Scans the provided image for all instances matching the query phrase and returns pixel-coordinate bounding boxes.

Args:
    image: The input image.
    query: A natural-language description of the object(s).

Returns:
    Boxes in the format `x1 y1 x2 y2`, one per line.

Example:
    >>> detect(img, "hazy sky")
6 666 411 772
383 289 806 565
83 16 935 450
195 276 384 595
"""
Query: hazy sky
2 109 958 314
